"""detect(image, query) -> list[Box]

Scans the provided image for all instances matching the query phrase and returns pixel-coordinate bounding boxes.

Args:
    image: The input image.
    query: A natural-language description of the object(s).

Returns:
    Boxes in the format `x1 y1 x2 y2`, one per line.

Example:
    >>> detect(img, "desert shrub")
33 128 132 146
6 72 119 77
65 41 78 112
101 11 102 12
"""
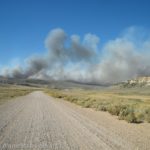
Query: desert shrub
64 96 77 102
145 108 150 123
76 100 85 105
119 106 130 119
107 105 124 116
96 104 108 111
125 111 138 123
119 106 139 123
136 113 144 123
82 99 94 108
57 95 63 98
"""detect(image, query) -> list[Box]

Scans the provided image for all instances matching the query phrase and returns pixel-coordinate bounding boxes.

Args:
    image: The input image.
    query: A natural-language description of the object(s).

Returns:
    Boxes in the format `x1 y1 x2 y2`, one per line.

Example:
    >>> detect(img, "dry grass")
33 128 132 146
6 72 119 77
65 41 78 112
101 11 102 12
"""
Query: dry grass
46 88 150 123
0 85 38 105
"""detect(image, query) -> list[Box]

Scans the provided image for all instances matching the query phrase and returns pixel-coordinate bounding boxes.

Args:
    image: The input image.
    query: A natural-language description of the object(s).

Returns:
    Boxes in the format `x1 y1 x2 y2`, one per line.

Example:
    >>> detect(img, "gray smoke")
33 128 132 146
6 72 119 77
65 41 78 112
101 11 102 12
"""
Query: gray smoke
1 27 150 84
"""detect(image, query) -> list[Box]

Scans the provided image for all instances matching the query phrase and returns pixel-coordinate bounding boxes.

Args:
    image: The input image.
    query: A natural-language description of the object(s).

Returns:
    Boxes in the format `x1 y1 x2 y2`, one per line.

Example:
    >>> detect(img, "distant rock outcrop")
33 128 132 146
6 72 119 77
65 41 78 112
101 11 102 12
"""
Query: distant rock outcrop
121 77 150 87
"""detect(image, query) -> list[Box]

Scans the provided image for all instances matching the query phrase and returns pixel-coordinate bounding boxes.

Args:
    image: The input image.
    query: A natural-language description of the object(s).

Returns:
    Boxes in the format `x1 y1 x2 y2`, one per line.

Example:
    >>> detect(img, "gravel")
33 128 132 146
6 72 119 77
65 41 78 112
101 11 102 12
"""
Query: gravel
0 91 149 150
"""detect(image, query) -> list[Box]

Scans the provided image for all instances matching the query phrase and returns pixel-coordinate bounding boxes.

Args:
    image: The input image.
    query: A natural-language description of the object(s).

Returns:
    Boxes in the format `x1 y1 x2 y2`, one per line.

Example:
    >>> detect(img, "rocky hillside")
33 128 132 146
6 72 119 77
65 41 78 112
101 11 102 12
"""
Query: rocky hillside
121 77 150 87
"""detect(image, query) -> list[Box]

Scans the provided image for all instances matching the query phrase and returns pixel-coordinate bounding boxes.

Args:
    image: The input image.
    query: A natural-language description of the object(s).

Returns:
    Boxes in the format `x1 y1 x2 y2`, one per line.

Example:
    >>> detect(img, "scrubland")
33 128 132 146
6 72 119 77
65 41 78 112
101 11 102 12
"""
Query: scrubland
1 83 150 123
0 85 38 105
46 87 150 123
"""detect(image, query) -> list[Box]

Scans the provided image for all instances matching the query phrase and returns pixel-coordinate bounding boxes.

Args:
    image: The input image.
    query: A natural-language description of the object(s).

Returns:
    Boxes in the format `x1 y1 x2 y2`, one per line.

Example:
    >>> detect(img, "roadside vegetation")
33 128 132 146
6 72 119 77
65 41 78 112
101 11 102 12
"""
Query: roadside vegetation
46 87 150 123
0 85 38 105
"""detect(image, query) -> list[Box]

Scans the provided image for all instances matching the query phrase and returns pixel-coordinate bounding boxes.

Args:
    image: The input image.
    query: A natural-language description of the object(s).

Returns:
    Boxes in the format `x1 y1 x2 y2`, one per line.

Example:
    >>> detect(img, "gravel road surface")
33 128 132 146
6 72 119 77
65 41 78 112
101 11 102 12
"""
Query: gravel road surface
0 91 150 150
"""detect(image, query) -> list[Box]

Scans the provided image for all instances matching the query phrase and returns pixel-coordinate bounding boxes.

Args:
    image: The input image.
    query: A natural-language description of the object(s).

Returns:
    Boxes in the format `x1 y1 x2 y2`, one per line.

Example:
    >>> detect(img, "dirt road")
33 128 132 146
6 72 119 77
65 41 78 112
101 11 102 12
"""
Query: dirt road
0 91 149 150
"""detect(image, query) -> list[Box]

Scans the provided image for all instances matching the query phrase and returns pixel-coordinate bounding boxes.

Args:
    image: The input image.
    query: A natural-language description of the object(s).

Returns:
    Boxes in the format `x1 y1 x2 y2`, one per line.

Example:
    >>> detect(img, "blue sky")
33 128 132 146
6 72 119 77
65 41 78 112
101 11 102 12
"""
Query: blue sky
0 0 150 66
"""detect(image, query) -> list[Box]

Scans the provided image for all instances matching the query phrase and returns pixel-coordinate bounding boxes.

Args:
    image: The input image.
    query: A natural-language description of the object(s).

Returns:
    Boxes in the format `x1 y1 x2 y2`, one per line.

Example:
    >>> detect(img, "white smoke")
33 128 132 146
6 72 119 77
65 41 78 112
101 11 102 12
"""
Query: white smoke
1 27 150 84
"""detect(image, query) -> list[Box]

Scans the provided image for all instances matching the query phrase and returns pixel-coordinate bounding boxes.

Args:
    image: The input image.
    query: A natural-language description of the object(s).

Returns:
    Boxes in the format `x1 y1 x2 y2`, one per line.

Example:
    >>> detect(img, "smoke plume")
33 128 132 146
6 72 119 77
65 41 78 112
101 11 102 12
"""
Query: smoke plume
1 27 150 84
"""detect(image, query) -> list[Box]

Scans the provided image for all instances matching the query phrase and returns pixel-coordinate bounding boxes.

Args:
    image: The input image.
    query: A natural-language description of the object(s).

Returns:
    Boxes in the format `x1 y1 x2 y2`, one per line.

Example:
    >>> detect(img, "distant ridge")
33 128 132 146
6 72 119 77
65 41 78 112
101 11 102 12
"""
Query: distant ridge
0 77 106 89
